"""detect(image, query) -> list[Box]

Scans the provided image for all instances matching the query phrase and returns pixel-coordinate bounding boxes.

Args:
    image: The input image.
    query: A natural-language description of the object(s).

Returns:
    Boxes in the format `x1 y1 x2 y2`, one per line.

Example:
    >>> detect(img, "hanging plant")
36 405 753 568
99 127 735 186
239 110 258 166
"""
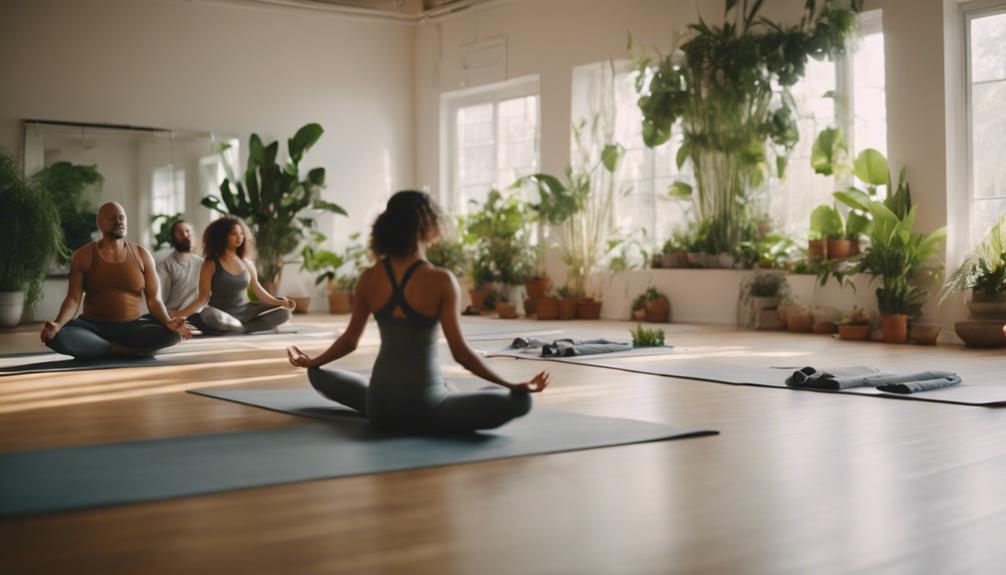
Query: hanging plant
635 0 863 254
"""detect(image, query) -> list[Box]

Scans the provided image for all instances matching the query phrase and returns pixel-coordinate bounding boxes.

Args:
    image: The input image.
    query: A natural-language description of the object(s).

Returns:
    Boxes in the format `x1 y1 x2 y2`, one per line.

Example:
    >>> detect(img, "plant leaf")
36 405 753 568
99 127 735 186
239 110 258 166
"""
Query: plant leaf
601 143 624 173
854 148 889 186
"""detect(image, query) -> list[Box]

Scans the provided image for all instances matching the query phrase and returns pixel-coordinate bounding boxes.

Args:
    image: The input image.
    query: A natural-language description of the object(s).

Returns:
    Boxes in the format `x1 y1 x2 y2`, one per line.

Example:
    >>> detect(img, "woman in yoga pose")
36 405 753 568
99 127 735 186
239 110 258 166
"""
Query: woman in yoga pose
287 190 549 432
176 216 295 334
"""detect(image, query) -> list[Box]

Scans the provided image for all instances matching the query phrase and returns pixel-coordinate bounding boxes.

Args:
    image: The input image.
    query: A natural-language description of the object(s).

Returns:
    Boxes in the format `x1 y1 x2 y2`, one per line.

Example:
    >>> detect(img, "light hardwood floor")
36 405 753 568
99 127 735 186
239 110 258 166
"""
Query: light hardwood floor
1 315 1005 574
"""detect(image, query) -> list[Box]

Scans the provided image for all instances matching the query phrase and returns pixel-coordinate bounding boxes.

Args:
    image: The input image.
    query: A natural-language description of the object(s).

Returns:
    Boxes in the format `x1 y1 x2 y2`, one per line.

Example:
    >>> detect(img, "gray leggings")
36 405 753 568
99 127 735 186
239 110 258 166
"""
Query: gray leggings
45 315 182 360
197 305 292 334
307 367 532 433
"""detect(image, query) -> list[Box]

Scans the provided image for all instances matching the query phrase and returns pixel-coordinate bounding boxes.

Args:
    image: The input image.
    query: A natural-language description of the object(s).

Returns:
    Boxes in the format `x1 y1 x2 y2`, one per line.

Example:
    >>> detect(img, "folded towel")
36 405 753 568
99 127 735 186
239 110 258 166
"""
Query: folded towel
509 337 633 357
786 366 961 393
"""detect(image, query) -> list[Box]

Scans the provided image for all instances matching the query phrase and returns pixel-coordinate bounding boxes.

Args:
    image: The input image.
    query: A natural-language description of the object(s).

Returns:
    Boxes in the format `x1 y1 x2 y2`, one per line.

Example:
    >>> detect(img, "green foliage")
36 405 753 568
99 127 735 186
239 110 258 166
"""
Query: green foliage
464 189 535 285
748 269 788 297
630 324 666 347
0 150 67 304
855 201 946 315
427 235 469 278
632 286 668 310
32 161 103 264
810 205 844 240
940 212 1006 303
839 305 871 326
301 232 367 291
635 0 862 253
201 124 346 290
150 213 184 252
810 127 847 177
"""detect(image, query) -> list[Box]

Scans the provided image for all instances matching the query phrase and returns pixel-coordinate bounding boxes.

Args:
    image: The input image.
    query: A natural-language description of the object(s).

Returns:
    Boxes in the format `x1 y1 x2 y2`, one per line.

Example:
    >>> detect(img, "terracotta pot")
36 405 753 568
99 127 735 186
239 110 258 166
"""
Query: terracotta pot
838 324 871 340
880 314 909 343
469 289 487 310
777 302 790 329
328 291 352 314
812 320 838 334
644 297 670 322
576 299 602 319
808 239 826 263
496 302 518 319
631 308 647 321
536 297 559 320
954 320 1006 348
909 322 941 345
651 254 664 268
686 252 703 267
849 238 860 256
558 297 578 320
525 277 550 300
661 252 686 268
523 298 537 315
290 296 311 314
826 238 852 260
787 308 814 333
967 291 1006 317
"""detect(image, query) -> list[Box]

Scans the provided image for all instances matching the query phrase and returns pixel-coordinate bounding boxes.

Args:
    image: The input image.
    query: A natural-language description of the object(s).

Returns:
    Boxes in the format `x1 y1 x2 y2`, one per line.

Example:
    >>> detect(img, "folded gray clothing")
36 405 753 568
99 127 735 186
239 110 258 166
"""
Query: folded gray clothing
787 366 962 393
509 337 633 357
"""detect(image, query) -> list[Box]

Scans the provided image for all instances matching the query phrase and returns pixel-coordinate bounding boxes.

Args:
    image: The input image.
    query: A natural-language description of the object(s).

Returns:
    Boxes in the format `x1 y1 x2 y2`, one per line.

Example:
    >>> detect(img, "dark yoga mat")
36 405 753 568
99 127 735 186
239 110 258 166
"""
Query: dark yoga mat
0 388 715 517
506 355 1006 408
487 345 677 362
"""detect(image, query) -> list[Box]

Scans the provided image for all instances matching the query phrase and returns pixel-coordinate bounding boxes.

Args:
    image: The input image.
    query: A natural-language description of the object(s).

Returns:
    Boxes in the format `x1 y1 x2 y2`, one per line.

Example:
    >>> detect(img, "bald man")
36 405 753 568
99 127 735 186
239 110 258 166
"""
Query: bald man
41 202 190 359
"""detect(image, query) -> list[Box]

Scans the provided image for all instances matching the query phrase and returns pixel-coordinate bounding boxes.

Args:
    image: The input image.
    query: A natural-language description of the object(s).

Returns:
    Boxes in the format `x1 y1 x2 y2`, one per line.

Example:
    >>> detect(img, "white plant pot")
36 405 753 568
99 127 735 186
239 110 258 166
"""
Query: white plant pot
505 284 526 316
0 291 26 327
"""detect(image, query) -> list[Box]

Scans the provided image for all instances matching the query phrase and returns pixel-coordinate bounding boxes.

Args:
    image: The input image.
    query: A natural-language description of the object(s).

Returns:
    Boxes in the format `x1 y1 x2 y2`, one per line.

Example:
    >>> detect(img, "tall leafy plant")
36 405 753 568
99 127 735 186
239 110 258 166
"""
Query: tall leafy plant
201 123 346 291
635 0 863 253
464 189 535 286
0 150 67 304
518 118 623 297
32 161 103 264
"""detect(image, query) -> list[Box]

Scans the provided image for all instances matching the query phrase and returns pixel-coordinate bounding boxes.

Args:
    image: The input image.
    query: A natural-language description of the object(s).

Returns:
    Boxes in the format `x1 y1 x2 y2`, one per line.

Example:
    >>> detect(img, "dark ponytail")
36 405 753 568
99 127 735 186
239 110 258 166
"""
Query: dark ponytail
370 190 443 258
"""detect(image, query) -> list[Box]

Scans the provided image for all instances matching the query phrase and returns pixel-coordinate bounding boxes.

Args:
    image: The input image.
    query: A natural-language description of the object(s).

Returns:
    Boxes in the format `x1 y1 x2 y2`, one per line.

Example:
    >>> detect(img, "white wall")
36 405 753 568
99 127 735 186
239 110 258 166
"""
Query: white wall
1 0 416 312
415 0 973 333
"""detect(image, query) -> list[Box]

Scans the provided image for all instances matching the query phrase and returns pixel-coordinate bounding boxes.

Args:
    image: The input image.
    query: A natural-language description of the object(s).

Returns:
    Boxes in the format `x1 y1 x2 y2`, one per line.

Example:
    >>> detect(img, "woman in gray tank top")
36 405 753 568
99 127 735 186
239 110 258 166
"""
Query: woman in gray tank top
175 217 295 334
287 191 549 433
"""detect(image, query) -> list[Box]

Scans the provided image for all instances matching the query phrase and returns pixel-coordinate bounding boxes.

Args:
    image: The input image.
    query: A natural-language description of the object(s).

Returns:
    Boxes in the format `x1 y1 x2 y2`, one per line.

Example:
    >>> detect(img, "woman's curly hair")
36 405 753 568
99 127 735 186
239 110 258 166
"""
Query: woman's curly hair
370 191 443 258
202 216 255 260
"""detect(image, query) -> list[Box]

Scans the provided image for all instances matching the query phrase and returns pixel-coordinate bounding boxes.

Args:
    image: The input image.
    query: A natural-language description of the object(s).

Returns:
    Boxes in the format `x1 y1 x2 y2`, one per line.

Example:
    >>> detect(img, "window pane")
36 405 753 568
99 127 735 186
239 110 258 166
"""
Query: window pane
456 102 495 208
852 30 887 156
971 11 1006 83
497 94 540 194
972 80 1006 201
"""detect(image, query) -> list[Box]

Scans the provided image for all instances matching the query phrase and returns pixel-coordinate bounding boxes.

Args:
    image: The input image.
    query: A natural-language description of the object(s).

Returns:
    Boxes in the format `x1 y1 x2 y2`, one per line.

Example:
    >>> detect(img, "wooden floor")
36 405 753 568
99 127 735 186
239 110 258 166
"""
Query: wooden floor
2 315 1006 574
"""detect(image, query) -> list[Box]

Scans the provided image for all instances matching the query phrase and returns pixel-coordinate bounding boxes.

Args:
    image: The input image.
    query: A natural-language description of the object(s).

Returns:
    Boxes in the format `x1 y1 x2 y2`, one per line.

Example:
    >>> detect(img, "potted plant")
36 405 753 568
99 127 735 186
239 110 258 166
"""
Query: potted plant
0 150 67 327
635 0 862 257
811 305 840 334
837 305 872 340
939 212 1006 347
465 189 536 315
202 123 347 293
301 231 368 315
631 293 648 321
660 232 687 268
536 288 560 320
856 200 946 343
32 161 102 267
556 286 579 320
786 303 814 333
748 270 787 311
630 324 666 347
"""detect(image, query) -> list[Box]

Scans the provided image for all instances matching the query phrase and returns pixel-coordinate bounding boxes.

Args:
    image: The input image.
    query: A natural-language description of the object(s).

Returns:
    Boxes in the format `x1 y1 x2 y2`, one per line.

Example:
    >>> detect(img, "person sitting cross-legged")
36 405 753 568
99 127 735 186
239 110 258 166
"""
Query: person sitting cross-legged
175 216 295 334
41 202 191 359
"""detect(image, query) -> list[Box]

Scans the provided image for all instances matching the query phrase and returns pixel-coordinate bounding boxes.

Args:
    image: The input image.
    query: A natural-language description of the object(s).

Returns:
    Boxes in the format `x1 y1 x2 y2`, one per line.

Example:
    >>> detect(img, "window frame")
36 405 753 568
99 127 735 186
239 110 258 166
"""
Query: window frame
440 74 541 214
964 0 1006 245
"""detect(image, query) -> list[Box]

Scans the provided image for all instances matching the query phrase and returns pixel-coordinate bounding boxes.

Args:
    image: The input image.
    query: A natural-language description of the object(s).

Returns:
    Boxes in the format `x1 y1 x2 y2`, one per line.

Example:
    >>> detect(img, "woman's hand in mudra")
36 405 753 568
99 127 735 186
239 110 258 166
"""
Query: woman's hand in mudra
509 371 551 393
287 345 318 368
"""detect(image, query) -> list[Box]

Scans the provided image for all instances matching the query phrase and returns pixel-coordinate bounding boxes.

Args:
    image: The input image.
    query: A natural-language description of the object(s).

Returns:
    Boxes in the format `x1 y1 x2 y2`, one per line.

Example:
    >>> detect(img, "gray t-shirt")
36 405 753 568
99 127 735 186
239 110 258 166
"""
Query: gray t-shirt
156 252 204 311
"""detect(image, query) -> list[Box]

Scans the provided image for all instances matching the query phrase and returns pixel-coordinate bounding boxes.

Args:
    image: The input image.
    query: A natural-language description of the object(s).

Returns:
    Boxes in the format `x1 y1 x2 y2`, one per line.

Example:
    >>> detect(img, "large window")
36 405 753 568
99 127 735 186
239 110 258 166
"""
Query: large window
151 165 185 217
967 5 1006 245
442 76 540 212
571 12 887 247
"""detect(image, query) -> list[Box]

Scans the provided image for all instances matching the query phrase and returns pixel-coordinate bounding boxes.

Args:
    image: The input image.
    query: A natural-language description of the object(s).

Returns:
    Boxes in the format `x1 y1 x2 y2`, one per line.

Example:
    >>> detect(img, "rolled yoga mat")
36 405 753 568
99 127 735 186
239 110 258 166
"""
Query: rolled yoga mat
0 388 716 517
487 355 1006 408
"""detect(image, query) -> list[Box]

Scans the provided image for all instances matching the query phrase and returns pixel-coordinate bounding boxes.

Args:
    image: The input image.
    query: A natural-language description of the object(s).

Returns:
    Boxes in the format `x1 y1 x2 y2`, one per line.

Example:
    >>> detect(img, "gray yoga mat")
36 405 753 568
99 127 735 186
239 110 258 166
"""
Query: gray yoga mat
487 344 677 362
0 388 715 517
520 356 1006 407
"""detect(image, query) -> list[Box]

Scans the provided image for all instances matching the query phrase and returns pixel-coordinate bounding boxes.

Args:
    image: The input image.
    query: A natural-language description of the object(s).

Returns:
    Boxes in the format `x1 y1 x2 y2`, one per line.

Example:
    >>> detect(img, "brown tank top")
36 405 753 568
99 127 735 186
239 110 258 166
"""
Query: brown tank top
81 240 146 322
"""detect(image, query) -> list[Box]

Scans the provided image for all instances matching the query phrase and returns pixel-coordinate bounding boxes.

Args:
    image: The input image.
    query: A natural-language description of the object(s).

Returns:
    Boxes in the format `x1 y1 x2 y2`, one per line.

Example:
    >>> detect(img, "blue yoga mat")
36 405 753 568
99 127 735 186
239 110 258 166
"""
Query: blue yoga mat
0 388 716 517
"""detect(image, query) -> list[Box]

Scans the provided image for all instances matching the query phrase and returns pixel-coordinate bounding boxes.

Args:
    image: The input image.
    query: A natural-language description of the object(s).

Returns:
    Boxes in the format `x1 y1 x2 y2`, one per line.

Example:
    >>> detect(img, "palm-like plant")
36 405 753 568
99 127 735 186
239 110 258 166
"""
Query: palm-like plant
201 123 346 291
940 213 1006 304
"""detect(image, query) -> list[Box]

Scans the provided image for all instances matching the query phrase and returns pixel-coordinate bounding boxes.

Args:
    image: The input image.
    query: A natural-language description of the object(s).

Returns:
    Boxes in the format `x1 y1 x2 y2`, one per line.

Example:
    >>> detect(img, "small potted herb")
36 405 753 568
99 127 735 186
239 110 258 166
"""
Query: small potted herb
837 305 872 341
631 293 648 321
630 324 665 348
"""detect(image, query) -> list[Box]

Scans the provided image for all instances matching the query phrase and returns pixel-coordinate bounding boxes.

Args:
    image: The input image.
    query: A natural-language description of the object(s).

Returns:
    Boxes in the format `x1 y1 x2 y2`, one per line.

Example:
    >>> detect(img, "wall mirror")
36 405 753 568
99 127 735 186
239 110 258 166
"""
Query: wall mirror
23 120 239 275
